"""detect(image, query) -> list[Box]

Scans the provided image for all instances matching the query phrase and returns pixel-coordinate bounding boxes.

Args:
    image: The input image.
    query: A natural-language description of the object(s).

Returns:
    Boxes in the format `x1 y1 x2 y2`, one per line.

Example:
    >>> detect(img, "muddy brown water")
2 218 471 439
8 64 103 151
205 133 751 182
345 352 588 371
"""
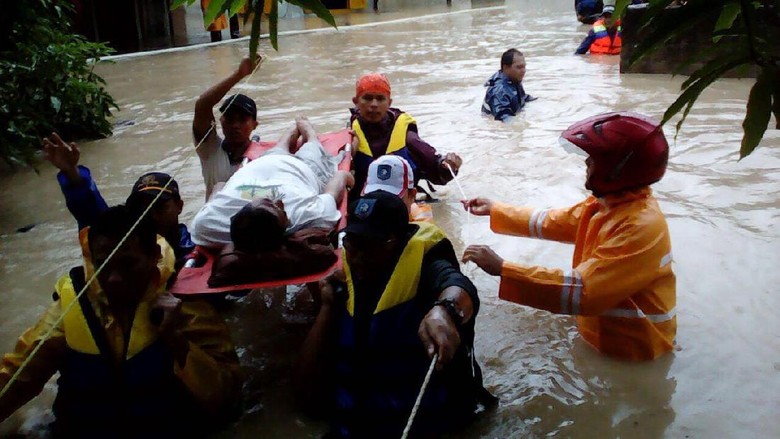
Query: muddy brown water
1 1 779 437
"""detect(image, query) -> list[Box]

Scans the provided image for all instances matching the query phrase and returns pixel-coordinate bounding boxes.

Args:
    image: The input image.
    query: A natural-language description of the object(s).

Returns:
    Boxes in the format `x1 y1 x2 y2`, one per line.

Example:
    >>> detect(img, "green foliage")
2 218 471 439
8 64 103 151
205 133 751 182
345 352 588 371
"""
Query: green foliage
0 0 117 167
622 0 780 159
171 0 336 52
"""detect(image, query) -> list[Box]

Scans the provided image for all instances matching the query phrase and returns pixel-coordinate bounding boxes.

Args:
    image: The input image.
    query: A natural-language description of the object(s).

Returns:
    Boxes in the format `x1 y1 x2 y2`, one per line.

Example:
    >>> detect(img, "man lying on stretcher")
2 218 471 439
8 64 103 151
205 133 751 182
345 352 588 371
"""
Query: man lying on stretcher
190 117 353 271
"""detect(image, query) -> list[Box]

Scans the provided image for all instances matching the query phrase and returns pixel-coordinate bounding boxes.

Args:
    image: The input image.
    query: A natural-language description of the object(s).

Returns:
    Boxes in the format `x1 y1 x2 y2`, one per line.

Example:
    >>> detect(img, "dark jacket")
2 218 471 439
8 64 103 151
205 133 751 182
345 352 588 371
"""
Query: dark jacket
482 71 535 122
330 226 495 438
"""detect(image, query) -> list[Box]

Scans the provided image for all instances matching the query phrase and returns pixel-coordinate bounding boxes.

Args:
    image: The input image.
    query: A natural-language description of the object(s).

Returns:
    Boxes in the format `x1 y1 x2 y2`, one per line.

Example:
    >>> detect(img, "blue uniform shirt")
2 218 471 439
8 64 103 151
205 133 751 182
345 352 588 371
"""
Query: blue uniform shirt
482 71 536 122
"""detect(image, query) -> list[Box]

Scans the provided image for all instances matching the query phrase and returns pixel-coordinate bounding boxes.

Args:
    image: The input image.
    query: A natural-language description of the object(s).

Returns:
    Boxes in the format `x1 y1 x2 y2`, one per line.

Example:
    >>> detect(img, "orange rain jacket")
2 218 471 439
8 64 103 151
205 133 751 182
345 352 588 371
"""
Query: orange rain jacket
490 187 676 361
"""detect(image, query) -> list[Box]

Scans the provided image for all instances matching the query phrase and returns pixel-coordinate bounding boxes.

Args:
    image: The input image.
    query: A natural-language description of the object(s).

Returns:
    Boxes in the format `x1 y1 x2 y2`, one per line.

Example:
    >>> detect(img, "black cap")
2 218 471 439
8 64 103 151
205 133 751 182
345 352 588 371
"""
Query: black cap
343 190 409 239
219 93 257 120
127 172 180 204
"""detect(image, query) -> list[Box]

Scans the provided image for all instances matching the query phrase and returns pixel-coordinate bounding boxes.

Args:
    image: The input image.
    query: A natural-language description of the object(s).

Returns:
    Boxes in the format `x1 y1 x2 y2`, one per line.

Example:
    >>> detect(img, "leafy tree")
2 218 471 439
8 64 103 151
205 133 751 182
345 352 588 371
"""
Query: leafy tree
0 1 117 167
171 0 337 62
618 0 779 158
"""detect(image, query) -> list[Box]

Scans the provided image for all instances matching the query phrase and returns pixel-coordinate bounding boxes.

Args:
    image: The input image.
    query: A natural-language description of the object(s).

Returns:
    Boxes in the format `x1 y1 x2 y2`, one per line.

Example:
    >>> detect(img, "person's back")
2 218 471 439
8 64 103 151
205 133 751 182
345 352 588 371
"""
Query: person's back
575 5 622 55
463 112 676 361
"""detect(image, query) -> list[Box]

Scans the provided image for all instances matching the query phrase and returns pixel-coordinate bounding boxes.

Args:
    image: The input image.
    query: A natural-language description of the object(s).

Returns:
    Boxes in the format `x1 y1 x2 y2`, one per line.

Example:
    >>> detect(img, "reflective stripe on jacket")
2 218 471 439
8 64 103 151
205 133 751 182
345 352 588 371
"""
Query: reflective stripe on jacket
490 187 676 360
591 18 622 54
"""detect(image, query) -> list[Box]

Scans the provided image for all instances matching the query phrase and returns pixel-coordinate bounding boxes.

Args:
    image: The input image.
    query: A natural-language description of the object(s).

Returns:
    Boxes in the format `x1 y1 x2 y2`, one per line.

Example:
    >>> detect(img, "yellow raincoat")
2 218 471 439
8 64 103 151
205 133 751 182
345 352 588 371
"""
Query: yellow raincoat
491 187 676 361
0 231 241 423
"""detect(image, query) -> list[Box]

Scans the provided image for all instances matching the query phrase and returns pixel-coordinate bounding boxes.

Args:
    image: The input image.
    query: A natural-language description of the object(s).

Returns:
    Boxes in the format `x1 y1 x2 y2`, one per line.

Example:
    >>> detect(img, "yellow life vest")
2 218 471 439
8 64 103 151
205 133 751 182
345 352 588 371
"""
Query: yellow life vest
351 113 417 158
65 228 175 357
57 274 159 359
343 222 447 316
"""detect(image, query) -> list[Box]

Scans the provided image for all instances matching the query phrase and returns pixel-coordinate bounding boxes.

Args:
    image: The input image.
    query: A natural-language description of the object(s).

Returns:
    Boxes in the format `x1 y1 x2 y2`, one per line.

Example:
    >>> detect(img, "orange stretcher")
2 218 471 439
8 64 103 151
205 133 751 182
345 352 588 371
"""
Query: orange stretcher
170 128 352 296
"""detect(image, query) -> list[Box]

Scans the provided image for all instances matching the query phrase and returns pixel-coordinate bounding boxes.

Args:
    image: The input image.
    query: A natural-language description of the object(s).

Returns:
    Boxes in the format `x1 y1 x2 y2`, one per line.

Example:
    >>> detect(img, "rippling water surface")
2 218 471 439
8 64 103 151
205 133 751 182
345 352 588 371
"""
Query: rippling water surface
1 0 778 437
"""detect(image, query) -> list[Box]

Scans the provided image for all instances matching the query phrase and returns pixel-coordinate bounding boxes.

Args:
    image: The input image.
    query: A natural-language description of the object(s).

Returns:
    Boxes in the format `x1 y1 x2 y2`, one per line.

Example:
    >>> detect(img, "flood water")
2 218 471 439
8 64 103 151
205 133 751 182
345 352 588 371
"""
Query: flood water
1 0 779 437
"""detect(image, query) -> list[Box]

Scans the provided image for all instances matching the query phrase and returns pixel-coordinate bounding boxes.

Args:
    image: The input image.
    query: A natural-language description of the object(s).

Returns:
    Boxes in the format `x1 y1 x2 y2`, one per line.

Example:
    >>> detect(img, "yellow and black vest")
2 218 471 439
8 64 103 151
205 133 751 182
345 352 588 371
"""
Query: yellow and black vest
351 111 418 199
52 267 198 438
333 223 488 437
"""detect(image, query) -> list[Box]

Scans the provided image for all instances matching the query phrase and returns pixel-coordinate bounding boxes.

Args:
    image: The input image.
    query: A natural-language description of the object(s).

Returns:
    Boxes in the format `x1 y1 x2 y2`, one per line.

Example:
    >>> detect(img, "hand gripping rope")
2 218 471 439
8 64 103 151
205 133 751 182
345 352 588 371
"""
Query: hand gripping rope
0 55 266 400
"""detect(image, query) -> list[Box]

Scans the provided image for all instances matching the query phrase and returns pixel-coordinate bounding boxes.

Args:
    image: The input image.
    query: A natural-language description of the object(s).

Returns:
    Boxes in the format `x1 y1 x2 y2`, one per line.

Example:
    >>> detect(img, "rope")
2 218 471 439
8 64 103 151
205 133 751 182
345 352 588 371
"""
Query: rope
444 162 472 248
400 353 438 439
0 53 266 399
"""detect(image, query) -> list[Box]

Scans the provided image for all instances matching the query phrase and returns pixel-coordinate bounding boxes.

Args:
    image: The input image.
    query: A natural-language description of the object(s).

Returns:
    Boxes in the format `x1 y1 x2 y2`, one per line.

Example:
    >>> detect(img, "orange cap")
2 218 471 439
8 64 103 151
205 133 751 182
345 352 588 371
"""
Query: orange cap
355 73 391 98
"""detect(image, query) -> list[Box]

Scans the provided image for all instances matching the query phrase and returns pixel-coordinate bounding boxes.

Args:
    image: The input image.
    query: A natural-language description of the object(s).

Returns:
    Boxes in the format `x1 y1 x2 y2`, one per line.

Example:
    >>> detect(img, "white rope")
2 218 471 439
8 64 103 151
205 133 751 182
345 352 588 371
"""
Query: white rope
195 56 265 154
444 162 472 248
400 353 438 439
0 53 266 399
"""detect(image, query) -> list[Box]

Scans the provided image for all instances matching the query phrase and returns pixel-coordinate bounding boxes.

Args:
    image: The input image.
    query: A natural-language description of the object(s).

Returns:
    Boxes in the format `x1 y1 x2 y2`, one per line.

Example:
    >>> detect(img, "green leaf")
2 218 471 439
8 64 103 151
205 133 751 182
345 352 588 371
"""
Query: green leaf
204 0 230 28
228 0 246 17
269 0 279 50
285 0 337 28
629 1 724 67
714 3 741 42
661 58 749 131
614 0 631 19
672 37 743 76
249 1 264 61
740 68 774 158
681 51 751 90
170 0 195 9
50 96 61 112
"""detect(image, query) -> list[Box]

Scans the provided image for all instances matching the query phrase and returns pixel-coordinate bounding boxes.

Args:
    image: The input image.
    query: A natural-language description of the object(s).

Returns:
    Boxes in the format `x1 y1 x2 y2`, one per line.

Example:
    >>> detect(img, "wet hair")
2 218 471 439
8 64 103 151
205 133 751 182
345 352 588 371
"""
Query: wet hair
88 205 158 254
230 202 286 253
501 48 524 68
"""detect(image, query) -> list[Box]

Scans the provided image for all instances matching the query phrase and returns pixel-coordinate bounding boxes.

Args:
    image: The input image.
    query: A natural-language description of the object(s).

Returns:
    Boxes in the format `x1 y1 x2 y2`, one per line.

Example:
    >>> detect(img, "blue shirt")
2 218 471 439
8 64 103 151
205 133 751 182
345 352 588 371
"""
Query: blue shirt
56 166 194 261
481 71 535 122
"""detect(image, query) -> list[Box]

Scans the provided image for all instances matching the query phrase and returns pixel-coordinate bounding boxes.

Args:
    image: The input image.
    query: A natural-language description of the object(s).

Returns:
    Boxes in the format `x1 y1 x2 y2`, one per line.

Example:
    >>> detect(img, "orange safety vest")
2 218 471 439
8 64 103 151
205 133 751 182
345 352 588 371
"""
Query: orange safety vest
590 18 622 55
490 187 675 361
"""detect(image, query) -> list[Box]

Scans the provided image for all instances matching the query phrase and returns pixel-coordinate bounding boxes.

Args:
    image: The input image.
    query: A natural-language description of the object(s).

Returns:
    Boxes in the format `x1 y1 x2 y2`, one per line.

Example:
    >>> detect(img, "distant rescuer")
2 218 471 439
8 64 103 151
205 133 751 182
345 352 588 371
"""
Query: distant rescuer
462 112 676 361
482 48 536 122
575 4 622 55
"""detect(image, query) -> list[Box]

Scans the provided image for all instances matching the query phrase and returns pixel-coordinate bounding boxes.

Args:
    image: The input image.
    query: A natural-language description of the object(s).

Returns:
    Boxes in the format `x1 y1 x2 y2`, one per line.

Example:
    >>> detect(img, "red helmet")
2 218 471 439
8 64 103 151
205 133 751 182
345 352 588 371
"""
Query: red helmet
559 112 669 196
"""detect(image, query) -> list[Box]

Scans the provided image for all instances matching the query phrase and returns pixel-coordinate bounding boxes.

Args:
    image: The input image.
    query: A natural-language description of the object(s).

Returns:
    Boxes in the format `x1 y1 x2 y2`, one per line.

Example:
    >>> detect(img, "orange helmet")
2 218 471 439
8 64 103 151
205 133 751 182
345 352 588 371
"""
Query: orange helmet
559 112 669 196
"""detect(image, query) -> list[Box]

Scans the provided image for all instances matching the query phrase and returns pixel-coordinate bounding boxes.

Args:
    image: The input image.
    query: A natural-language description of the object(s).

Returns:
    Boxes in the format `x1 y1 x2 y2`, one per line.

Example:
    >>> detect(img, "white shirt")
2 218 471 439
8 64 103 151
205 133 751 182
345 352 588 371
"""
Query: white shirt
197 130 240 200
190 151 340 248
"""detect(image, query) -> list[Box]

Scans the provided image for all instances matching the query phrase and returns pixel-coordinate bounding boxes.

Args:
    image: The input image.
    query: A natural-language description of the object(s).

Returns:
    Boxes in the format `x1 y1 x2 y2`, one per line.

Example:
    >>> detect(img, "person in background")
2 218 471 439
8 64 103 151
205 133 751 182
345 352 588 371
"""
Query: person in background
362 155 433 223
193 55 263 199
349 73 463 201
575 4 622 55
575 0 604 24
482 48 536 122
0 206 242 437
43 133 194 266
297 191 494 438
462 112 676 361
201 0 241 42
